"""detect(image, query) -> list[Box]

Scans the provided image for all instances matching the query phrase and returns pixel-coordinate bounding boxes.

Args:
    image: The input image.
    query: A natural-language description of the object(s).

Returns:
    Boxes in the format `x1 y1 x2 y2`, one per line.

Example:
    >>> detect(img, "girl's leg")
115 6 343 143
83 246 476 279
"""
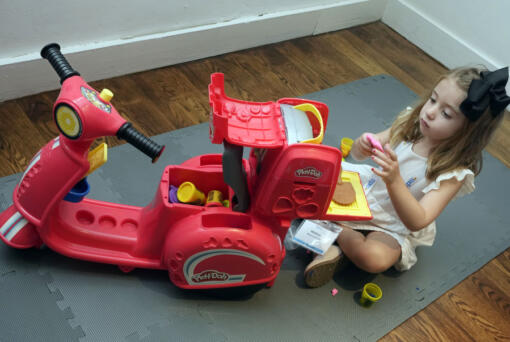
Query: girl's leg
337 228 401 274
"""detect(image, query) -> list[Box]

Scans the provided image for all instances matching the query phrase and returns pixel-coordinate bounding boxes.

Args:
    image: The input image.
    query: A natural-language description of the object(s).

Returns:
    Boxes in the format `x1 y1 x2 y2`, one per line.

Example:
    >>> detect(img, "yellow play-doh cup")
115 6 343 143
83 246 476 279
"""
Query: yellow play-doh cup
177 182 205 205
360 283 382 306
205 190 223 207
340 137 354 158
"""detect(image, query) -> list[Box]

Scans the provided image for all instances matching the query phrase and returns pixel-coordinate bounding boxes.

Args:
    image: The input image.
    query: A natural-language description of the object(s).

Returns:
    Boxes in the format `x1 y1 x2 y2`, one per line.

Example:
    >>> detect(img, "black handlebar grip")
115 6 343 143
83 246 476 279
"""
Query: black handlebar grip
40 43 80 84
117 123 165 163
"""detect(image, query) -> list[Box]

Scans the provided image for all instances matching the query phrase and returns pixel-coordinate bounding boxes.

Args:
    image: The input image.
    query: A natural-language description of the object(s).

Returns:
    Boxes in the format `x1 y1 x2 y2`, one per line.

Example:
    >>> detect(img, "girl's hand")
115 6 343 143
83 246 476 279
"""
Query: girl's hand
371 144 401 185
352 133 376 159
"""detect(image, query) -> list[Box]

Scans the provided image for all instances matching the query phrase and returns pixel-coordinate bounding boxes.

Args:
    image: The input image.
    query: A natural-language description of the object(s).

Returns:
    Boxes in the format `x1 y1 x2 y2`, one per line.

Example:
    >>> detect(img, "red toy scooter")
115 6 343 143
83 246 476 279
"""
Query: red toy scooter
0 44 371 292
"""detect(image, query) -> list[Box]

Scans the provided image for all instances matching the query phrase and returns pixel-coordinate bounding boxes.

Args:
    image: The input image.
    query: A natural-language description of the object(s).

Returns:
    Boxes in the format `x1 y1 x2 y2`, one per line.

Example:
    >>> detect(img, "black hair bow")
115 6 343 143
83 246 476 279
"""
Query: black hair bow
460 67 510 121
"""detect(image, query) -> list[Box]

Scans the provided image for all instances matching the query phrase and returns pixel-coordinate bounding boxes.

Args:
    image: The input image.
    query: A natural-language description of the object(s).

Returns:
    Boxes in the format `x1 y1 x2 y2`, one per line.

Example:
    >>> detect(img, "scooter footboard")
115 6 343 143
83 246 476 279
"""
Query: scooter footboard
163 212 284 289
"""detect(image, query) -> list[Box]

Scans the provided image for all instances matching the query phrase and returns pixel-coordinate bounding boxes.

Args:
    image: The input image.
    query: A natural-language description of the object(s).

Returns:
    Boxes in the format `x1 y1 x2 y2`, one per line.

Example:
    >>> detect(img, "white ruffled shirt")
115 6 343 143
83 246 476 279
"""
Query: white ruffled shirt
338 141 475 270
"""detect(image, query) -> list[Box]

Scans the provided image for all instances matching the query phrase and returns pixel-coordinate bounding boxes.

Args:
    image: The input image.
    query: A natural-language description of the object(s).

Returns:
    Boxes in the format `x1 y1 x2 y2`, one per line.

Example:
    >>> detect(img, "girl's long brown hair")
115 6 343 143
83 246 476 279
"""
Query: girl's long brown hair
389 67 506 180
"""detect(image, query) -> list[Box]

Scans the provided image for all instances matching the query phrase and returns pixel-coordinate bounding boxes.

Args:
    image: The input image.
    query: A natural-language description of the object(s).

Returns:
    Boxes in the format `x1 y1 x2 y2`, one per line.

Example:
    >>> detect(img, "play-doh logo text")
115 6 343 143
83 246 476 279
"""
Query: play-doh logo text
192 270 229 283
295 167 322 179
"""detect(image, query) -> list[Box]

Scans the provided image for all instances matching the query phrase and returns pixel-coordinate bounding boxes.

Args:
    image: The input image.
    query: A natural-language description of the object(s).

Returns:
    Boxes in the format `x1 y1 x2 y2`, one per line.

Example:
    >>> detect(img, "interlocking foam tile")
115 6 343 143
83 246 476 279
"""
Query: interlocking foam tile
0 271 84 341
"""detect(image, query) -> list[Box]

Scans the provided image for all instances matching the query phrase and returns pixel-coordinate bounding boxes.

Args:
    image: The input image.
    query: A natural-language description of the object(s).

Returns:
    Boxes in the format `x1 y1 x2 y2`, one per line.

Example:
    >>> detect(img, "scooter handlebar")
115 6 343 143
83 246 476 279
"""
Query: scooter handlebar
41 43 80 84
117 123 165 163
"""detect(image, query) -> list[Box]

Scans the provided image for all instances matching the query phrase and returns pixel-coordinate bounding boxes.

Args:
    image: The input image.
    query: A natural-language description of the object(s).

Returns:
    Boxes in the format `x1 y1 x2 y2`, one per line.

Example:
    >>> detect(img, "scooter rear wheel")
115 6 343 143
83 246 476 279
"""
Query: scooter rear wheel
184 283 268 299
118 265 135 273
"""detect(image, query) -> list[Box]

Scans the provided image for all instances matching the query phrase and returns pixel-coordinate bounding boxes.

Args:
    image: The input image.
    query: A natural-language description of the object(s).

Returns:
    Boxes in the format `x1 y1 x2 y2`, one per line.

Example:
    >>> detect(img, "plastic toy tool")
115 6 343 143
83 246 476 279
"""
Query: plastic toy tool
0 43 372 294
366 133 384 152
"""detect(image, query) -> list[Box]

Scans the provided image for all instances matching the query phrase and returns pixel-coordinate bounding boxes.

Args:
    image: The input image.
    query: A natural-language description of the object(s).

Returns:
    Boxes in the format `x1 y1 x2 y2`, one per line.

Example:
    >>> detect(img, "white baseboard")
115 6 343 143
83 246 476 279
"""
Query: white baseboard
382 0 499 70
0 0 385 102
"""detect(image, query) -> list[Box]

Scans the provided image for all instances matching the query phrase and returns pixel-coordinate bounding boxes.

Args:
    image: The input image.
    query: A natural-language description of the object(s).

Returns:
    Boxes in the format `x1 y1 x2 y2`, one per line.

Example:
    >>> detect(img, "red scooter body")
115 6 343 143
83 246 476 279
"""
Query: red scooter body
0 44 371 292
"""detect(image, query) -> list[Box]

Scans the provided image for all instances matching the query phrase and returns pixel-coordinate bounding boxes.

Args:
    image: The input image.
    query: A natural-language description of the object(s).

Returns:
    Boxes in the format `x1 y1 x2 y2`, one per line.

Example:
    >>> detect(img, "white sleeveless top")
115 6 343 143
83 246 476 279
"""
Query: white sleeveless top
338 141 475 270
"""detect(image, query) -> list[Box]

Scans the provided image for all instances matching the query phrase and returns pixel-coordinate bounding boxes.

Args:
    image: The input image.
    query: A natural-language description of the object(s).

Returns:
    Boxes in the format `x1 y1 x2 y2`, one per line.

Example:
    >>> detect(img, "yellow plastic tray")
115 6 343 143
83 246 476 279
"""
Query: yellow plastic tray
325 170 372 221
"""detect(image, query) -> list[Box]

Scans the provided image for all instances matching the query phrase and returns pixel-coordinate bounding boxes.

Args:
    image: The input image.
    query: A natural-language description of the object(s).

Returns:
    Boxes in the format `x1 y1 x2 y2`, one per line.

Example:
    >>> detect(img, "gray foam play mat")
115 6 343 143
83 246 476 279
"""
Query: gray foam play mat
1 75 508 341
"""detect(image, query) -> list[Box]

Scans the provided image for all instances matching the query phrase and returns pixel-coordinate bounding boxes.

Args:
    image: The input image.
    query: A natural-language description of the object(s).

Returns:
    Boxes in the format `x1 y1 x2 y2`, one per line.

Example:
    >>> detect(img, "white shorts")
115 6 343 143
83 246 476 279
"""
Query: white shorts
337 224 432 271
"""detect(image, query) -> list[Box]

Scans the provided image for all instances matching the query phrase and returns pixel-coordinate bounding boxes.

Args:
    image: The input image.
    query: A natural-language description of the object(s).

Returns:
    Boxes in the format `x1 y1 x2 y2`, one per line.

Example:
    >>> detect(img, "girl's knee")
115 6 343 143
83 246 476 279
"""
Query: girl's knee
353 248 397 273
360 259 392 274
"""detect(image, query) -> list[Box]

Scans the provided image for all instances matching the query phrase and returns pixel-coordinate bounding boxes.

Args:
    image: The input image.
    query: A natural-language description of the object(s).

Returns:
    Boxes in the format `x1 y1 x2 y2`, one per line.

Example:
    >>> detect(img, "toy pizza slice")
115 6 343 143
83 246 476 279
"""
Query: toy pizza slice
333 180 356 205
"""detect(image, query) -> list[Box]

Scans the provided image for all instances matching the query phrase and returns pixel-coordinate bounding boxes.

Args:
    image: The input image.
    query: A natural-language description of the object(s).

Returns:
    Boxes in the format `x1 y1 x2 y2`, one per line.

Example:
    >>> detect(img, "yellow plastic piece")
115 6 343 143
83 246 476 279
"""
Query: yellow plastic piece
340 137 354 157
56 105 81 138
205 190 223 207
85 143 108 176
293 103 324 144
99 88 114 102
177 182 205 205
326 171 371 219
360 283 382 306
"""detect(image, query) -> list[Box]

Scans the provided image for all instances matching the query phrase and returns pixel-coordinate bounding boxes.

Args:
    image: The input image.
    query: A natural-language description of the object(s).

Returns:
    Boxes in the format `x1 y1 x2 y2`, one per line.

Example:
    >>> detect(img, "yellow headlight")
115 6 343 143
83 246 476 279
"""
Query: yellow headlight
55 104 82 138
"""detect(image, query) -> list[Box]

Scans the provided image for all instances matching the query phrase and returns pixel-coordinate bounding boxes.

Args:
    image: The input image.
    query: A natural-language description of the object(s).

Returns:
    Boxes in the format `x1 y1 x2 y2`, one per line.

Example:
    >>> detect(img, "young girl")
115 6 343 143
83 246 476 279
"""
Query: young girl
304 66 510 288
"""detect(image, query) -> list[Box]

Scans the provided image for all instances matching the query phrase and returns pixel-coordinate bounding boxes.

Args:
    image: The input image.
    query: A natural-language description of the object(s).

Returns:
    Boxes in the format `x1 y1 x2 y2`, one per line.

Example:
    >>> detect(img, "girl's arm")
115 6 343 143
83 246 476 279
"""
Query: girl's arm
372 145 463 231
350 128 391 161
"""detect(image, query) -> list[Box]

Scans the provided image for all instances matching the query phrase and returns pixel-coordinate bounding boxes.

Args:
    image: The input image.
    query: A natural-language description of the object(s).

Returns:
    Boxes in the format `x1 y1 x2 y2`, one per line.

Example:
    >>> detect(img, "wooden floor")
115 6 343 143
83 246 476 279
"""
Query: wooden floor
1 21 509 341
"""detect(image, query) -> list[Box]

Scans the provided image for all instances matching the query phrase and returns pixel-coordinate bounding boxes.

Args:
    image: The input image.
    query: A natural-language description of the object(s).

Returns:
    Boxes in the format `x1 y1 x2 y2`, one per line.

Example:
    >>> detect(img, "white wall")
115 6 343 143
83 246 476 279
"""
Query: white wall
383 0 510 102
0 0 360 59
2 0 509 103
0 0 387 101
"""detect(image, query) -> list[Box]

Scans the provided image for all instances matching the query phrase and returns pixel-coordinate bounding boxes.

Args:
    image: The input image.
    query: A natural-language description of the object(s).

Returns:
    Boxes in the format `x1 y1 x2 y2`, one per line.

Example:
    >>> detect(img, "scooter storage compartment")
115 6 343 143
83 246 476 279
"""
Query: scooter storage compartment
165 165 230 206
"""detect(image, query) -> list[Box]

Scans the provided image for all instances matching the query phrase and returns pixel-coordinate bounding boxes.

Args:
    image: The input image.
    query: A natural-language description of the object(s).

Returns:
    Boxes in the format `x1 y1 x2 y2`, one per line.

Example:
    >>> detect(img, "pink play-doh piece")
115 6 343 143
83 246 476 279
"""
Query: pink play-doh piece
331 288 338 296
366 133 384 152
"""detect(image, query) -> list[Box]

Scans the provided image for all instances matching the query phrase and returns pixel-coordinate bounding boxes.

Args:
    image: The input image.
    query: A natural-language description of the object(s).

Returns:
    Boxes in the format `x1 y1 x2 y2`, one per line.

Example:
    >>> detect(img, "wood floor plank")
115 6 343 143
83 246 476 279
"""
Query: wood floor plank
444 291 510 341
493 249 510 277
384 301 476 342
453 273 510 335
261 43 331 96
337 30 431 95
0 100 48 176
471 272 510 320
289 34 370 86
16 93 58 140
322 30 389 77
486 112 510 168
350 23 445 89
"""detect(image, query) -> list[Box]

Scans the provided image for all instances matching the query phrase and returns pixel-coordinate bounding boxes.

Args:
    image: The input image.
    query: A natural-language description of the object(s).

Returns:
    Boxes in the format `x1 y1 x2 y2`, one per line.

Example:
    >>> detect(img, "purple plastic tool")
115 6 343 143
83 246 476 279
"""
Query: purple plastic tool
169 185 179 203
